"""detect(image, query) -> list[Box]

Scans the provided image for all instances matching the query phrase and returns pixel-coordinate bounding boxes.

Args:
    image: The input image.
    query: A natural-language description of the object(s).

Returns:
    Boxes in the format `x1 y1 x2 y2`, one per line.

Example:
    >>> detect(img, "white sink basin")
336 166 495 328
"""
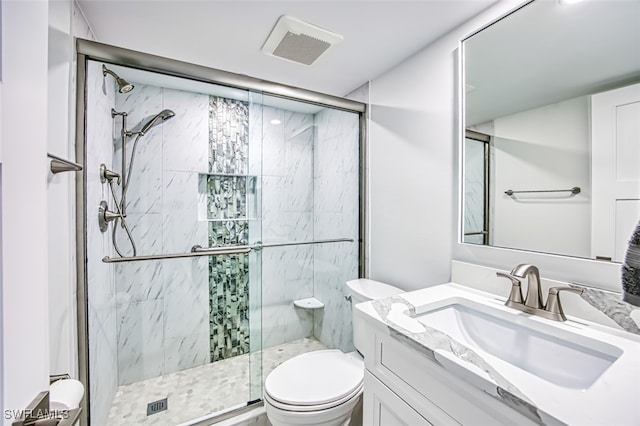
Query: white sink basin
412 298 623 390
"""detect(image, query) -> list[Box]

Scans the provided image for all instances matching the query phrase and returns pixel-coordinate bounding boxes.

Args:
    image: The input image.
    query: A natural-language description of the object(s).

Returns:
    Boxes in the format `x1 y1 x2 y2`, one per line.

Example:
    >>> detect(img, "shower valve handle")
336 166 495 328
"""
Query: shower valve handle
98 201 120 233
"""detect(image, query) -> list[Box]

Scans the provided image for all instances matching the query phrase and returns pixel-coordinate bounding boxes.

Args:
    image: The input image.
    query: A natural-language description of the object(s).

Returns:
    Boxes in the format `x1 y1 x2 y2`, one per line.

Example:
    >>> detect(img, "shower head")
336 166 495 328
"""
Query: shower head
138 109 175 136
102 64 135 94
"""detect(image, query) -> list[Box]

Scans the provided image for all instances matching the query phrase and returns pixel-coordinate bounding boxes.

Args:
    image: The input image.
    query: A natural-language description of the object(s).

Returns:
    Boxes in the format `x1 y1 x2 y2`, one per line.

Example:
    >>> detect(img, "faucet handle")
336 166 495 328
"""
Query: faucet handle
496 272 524 307
544 287 584 321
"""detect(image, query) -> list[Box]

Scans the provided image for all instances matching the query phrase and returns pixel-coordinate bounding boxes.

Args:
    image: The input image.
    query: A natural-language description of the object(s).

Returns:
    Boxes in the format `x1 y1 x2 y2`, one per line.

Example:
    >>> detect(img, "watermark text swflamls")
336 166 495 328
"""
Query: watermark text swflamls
4 409 70 420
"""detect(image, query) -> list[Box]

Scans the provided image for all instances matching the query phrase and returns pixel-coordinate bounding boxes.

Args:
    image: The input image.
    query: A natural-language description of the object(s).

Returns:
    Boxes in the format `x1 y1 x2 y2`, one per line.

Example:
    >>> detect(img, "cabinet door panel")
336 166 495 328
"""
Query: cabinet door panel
364 371 434 426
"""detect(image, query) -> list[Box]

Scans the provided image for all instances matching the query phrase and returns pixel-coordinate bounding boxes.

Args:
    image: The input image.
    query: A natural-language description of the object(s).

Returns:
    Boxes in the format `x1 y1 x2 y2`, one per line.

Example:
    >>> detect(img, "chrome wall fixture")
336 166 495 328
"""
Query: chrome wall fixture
99 108 176 257
102 64 134 93
48 153 83 174
504 186 581 196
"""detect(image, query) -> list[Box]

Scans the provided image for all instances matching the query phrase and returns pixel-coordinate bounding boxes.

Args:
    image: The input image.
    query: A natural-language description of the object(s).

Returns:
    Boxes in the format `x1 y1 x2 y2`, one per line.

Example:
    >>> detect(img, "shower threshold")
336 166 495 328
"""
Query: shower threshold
107 337 327 425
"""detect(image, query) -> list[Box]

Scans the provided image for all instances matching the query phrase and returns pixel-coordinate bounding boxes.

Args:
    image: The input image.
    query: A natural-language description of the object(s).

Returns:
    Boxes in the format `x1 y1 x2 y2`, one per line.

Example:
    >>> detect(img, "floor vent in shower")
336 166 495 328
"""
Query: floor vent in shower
147 398 168 416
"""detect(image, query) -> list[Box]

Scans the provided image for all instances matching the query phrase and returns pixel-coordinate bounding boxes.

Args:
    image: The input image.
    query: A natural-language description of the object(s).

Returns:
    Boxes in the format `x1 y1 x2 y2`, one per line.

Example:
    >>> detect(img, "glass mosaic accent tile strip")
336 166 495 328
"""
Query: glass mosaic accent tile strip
207 95 252 362
208 96 249 175
209 252 250 361
206 175 247 220
209 220 249 247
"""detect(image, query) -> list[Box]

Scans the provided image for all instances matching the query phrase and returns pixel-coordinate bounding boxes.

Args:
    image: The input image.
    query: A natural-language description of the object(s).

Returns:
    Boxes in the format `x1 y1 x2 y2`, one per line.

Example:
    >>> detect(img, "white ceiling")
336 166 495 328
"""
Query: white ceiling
77 0 499 97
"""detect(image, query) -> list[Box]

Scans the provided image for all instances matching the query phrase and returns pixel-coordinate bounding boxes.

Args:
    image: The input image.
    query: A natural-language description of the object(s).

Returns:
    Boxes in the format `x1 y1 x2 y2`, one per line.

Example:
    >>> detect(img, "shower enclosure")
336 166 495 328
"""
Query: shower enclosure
76 40 365 426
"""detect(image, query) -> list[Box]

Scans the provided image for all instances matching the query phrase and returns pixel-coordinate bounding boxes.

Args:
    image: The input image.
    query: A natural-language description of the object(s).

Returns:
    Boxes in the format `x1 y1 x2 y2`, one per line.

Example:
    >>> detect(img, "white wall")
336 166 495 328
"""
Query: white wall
1 0 50 420
47 0 94 382
48 0 77 379
369 0 621 291
369 53 456 291
491 96 591 258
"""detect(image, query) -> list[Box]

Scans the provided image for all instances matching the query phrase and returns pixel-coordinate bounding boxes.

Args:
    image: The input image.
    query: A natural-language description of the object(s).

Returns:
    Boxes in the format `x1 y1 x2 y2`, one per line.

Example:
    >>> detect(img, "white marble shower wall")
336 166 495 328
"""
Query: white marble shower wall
312 108 360 353
98 78 360 391
85 60 119 426
112 83 210 385
261 107 316 349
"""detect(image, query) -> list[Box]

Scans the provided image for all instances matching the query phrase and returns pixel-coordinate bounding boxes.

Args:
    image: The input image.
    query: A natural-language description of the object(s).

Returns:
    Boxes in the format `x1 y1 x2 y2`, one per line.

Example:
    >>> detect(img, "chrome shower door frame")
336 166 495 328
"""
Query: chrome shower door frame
75 38 367 426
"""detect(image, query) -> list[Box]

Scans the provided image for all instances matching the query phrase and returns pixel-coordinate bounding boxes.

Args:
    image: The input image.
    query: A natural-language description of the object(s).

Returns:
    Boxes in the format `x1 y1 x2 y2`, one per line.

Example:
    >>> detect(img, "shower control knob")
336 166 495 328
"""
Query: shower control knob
98 200 120 233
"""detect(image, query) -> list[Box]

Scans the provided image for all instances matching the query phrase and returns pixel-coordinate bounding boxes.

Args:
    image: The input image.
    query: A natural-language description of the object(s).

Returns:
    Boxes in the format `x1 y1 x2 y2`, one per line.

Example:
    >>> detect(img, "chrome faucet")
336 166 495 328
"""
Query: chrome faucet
510 264 543 309
496 264 583 321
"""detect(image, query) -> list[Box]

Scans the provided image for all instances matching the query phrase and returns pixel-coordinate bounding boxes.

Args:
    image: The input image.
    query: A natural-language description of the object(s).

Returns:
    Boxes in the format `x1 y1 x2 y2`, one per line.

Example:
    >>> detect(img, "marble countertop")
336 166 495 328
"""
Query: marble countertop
354 283 640 425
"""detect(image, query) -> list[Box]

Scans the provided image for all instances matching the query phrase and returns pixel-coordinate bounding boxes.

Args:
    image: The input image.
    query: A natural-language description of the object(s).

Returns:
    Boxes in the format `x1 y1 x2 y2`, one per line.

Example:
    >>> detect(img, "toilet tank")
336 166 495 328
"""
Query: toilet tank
346 279 402 354
346 279 403 305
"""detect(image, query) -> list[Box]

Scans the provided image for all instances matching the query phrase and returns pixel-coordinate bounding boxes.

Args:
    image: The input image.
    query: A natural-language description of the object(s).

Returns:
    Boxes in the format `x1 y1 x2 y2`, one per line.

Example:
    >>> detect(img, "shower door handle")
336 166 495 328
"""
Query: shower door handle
256 238 354 249
102 239 354 263
190 245 252 254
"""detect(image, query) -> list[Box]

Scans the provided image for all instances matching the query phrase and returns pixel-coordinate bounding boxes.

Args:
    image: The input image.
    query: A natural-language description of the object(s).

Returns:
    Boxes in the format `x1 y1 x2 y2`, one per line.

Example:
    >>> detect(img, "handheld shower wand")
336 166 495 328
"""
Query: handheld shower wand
103 108 176 258
120 109 175 216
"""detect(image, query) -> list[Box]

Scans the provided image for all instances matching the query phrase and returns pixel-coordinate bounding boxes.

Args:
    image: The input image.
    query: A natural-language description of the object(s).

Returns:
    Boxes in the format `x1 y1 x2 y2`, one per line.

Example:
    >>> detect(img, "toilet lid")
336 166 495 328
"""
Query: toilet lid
265 350 363 406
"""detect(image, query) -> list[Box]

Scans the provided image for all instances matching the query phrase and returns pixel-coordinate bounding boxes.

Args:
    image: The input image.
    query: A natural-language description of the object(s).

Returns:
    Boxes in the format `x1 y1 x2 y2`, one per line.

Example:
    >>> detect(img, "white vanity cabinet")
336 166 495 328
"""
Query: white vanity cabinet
361 321 539 426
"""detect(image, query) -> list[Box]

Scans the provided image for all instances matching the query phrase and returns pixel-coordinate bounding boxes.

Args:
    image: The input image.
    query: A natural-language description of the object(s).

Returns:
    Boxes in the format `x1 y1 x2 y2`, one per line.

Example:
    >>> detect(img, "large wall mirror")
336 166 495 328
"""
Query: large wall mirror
462 0 640 262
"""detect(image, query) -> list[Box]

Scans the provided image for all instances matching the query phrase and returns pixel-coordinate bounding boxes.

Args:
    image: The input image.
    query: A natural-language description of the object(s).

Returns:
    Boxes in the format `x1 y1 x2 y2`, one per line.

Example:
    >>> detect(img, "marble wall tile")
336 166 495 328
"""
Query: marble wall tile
313 108 359 156
285 212 313 242
164 331 211 374
116 84 164 133
249 250 264 355
313 243 358 352
285 110 314 141
73 1 95 40
285 129 314 213
262 176 286 242
248 99 263 177
163 257 209 339
85 60 119 426
161 259 208 373
114 260 162 305
262 107 285 177
284 245 314 342
285 303 314 345
163 171 208 253
284 246 314 283
313 171 358 215
114 213 163 304
163 88 209 173
313 212 359 241
88 306 118 426
261 247 287 348
116 299 165 385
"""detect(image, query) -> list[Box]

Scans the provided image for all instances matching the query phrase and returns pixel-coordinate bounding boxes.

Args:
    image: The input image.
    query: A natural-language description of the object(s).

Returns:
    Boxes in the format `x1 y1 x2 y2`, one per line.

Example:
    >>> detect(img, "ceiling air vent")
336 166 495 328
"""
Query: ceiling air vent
262 15 343 66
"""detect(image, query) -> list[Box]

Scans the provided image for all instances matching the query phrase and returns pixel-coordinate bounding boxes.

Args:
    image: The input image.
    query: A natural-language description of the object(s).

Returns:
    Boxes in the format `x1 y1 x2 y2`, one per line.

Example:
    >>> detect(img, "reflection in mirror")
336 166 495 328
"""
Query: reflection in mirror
462 0 640 262
463 131 489 245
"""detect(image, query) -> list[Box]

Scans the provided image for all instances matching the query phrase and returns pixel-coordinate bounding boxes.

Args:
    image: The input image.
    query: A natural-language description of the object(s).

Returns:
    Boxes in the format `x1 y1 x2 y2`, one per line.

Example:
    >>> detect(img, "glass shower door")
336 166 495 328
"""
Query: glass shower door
257 95 361 384
84 59 264 425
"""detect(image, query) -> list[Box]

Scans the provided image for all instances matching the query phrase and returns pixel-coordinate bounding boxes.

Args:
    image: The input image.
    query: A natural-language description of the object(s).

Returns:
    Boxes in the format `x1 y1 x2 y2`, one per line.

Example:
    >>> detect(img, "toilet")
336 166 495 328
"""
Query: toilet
263 279 403 426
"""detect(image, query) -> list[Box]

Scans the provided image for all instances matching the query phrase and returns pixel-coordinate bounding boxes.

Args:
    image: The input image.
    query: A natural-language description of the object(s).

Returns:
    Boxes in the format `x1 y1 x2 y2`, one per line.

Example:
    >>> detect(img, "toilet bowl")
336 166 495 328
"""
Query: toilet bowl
264 279 402 426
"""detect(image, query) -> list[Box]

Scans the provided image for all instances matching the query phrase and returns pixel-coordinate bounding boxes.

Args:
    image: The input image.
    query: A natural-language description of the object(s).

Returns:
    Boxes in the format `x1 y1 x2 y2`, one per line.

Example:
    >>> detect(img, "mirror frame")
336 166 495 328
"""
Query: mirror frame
454 0 621 293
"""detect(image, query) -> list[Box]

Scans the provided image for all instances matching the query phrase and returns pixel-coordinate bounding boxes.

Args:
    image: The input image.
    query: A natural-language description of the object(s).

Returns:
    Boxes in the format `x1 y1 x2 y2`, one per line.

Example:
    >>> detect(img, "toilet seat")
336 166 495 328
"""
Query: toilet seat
265 382 363 412
264 350 364 411
264 386 364 413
